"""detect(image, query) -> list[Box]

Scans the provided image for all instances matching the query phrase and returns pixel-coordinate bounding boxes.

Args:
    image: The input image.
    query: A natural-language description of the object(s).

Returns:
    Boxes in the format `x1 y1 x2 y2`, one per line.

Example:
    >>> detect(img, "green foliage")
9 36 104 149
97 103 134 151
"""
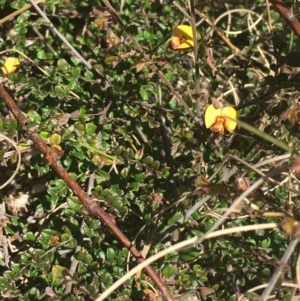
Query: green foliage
1 0 300 300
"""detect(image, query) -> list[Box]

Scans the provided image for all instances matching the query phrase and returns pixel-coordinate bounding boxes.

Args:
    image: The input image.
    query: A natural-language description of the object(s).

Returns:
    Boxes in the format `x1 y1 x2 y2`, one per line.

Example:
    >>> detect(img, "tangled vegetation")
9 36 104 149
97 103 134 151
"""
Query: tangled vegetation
1 0 300 300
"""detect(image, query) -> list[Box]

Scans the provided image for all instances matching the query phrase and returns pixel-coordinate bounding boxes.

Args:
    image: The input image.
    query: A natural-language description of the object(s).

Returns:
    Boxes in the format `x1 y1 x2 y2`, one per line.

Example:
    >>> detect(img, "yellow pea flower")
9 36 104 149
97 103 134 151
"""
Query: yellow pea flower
169 25 194 50
204 104 237 135
1 57 20 75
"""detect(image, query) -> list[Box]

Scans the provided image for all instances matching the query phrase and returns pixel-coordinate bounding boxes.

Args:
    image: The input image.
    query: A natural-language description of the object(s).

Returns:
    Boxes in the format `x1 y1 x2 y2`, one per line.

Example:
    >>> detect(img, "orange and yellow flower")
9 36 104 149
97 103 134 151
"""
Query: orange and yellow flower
1 57 20 75
169 25 194 50
204 104 237 135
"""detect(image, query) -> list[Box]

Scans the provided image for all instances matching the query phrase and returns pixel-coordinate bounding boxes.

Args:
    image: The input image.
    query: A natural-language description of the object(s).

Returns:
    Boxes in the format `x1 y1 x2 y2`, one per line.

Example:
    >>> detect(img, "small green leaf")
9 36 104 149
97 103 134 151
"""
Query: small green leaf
106 248 116 261
143 31 151 39
134 148 144 160
4 226 15 235
167 213 181 225
67 196 82 212
85 123 97 136
84 70 93 80
142 156 153 164
262 268 270 275
139 87 148 101
41 229 57 238
180 247 199 262
128 182 139 191
52 265 67 278
105 56 120 65
70 56 81 66
182 130 194 139
121 167 129 178
162 264 175 278
40 131 50 140
50 133 61 145
135 173 147 182
23 231 35 241
27 110 41 124
37 50 46 59
76 249 93 264
99 271 113 287
261 238 271 248
94 64 104 75
57 58 69 71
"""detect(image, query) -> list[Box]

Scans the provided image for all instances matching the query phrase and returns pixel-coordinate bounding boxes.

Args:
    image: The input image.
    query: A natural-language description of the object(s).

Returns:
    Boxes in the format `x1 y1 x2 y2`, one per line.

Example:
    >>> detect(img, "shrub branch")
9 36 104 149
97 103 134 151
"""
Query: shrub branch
0 84 175 301
269 0 300 38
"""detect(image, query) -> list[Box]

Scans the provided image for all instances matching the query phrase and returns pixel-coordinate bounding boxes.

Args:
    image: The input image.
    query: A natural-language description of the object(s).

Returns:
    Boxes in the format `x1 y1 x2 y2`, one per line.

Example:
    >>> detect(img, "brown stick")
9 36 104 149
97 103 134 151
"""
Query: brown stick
269 0 300 38
0 84 174 301
0 0 44 25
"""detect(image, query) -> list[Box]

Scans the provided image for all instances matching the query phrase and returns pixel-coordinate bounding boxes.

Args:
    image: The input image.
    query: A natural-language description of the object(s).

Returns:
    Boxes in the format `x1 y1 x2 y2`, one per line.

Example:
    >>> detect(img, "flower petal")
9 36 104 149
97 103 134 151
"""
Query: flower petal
211 121 225 135
174 39 194 49
1 57 20 75
169 36 181 49
173 25 193 40
205 104 219 129
222 107 237 132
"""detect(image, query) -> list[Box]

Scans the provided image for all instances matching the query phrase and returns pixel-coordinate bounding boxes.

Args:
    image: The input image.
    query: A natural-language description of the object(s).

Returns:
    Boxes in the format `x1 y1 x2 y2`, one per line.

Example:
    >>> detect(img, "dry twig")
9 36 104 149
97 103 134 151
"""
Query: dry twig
0 84 175 301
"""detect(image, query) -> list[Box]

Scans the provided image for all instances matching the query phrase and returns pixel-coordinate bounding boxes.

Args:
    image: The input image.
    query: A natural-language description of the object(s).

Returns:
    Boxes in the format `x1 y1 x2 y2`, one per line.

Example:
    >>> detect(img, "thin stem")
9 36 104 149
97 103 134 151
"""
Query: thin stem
269 0 300 38
0 133 21 189
237 118 293 153
260 238 300 300
29 0 92 69
95 222 278 301
0 0 44 25
197 163 289 253
189 0 200 115
196 9 246 59
101 0 194 118
0 84 174 301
